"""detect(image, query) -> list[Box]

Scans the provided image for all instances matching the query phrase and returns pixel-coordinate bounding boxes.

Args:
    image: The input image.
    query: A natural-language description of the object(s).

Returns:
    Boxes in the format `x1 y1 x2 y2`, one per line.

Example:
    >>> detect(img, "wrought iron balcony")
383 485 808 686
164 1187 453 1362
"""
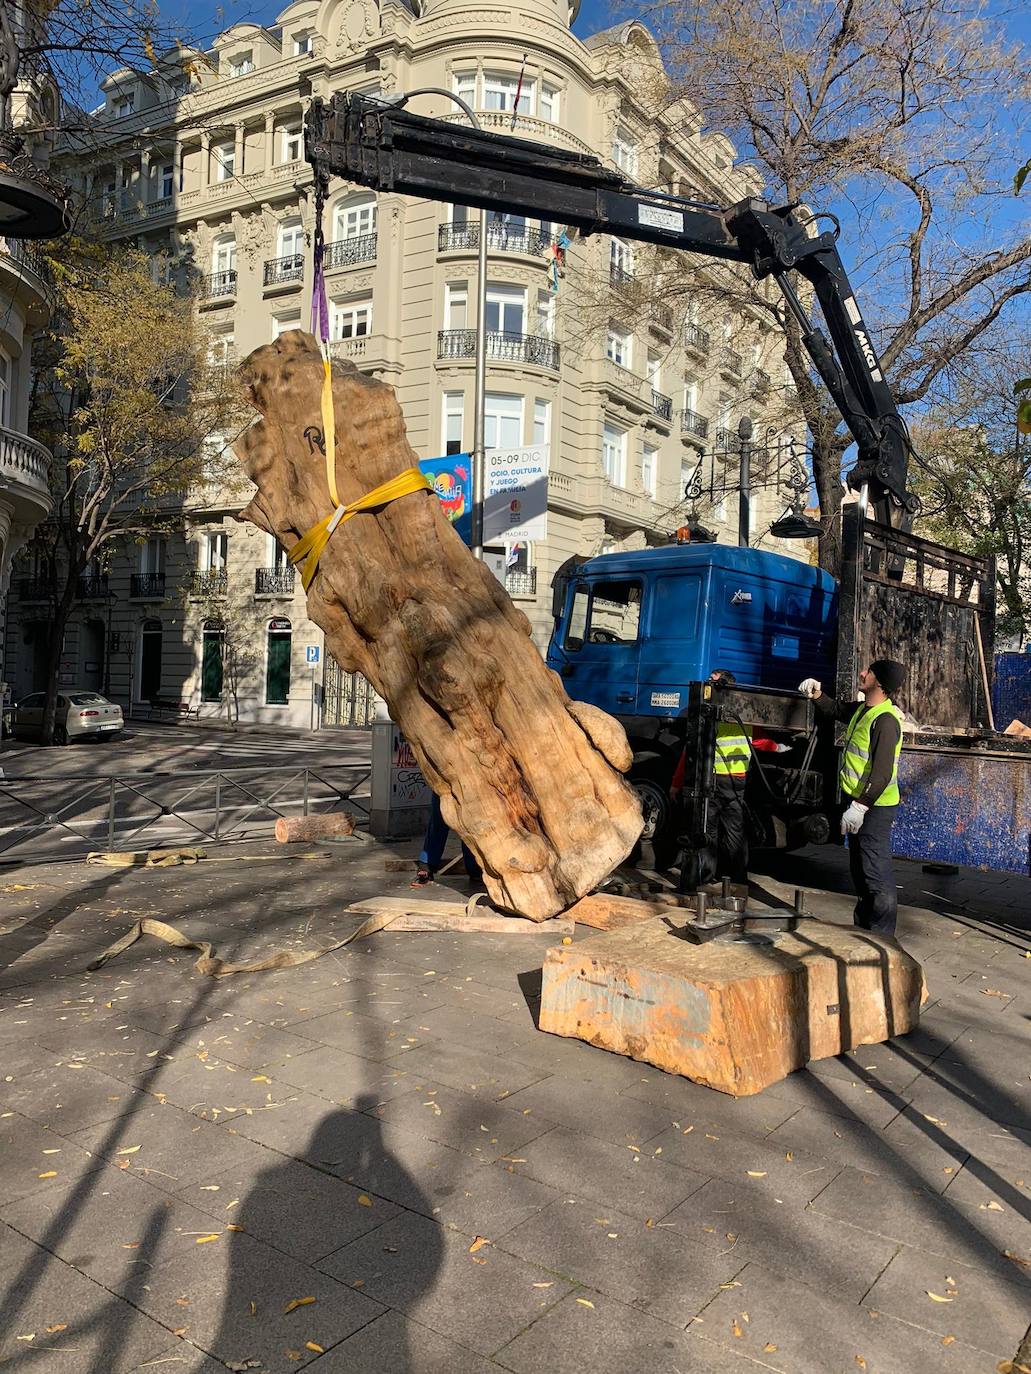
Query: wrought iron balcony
652 304 674 334
753 367 772 396
715 426 735 451
438 223 548 256
263 253 304 286
130 573 166 598
77 575 110 599
437 328 560 372
190 569 228 596
683 322 710 355
610 262 634 289
2 236 50 285
201 270 236 299
723 348 743 378
323 233 377 269
651 389 672 421
255 566 295 595
680 408 709 441
505 568 538 597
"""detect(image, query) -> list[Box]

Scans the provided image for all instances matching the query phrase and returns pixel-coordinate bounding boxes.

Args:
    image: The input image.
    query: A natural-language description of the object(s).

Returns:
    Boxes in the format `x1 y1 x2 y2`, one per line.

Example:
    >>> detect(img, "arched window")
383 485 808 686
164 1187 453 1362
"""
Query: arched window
333 194 376 242
201 619 225 702
278 216 304 263
139 619 162 702
211 234 236 277
265 616 292 705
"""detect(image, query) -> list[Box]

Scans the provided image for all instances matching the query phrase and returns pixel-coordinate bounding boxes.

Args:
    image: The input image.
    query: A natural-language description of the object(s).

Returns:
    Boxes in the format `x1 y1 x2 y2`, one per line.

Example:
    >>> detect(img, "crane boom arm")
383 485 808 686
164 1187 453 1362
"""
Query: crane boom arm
304 92 916 527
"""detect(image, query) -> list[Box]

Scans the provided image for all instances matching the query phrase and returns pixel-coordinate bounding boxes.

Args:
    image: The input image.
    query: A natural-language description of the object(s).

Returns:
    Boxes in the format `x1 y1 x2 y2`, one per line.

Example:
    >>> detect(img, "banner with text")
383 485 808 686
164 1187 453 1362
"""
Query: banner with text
484 443 549 542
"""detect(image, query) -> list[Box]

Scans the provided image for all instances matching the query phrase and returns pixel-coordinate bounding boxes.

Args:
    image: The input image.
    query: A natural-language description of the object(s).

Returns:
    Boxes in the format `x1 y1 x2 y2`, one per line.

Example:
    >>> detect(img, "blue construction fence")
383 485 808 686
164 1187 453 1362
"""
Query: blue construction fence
993 651 1031 727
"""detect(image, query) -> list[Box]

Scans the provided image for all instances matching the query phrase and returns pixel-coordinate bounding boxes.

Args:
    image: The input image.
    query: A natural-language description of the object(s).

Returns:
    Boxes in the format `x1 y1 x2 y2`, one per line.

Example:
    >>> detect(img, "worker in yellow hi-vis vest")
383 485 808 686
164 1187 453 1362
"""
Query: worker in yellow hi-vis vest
799 659 906 936
671 669 788 888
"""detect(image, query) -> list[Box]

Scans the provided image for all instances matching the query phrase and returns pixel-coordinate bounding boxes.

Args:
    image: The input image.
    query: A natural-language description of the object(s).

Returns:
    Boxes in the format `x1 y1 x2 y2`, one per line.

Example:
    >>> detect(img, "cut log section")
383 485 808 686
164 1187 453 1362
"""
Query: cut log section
234 332 642 921
275 813 355 843
538 917 924 1095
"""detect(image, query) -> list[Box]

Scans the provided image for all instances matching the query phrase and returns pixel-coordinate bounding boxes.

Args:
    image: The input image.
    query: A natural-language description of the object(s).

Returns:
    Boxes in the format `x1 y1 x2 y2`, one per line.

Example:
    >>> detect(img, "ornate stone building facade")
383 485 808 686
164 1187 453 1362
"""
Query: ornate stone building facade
4 0 806 727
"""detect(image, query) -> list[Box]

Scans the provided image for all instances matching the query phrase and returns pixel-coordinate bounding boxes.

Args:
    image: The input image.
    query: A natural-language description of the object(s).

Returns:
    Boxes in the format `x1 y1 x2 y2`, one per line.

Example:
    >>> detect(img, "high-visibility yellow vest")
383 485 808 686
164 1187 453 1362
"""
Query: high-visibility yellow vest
841 700 903 806
713 721 752 778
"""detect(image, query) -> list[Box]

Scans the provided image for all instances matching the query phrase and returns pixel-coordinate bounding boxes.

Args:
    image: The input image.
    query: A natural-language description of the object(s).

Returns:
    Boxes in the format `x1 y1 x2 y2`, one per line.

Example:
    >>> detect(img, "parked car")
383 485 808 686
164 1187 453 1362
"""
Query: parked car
10 691 124 744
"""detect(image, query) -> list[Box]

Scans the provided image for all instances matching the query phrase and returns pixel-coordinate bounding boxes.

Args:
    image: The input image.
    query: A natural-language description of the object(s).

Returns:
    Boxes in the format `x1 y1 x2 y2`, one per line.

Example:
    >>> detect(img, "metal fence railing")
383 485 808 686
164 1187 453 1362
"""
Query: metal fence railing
0 763 370 858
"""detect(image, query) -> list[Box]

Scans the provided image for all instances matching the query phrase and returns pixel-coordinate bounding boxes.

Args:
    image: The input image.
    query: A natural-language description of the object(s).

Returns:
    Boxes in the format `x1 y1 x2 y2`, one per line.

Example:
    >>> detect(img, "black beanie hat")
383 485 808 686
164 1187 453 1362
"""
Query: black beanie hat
870 659 906 695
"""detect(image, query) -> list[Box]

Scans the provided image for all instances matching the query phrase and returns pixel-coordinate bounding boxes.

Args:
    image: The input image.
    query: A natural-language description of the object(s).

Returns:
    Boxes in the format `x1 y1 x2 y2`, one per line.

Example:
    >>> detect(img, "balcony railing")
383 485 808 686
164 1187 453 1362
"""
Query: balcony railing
610 262 634 290
323 234 378 269
652 304 674 334
255 566 295 595
715 426 735 451
753 367 772 396
77 575 110 599
201 270 237 299
680 408 709 441
190 569 228 596
131 573 166 598
723 348 743 378
0 424 51 490
683 323 711 355
438 223 548 256
2 236 50 286
651 389 672 421
437 329 560 372
263 253 304 286
505 568 538 597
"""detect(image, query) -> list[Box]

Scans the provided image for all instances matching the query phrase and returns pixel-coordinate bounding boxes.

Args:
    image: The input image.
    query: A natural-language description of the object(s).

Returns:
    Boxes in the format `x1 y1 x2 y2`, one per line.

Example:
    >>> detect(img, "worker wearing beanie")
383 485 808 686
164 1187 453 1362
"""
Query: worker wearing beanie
798 660 906 936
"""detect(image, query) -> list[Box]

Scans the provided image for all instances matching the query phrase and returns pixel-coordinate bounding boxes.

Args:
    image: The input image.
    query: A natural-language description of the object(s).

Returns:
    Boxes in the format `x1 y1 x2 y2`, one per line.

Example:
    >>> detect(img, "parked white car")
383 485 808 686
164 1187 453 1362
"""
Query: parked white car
11 691 124 744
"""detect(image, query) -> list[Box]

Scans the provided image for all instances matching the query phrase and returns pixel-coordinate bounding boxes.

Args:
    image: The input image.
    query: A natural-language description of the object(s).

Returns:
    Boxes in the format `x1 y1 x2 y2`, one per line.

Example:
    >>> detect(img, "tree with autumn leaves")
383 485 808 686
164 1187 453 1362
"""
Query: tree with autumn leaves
25 238 246 743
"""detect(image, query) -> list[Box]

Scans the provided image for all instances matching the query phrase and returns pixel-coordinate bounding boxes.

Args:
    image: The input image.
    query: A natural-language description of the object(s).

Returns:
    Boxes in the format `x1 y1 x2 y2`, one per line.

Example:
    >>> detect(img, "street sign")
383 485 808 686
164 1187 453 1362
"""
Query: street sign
484 443 549 542
305 645 320 664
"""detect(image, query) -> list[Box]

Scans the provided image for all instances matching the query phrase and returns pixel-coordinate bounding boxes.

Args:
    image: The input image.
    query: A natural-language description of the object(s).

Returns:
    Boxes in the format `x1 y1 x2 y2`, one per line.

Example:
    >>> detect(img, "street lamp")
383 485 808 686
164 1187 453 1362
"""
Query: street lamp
373 89 488 561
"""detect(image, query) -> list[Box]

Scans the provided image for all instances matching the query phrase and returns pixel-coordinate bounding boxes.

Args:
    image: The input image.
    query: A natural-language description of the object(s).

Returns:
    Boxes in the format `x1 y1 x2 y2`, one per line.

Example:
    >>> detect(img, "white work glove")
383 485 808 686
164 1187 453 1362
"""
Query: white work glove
841 800 868 835
798 678 822 698
771 743 791 754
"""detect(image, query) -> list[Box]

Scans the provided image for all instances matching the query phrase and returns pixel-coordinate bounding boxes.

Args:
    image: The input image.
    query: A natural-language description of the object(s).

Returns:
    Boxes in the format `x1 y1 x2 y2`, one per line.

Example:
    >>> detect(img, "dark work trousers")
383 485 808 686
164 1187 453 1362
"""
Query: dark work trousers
707 775 749 884
419 792 482 881
847 803 898 936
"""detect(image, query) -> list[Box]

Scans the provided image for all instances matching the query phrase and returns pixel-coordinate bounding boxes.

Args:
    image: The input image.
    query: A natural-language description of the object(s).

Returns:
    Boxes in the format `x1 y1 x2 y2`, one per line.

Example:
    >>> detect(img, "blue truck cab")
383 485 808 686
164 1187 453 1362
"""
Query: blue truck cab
547 544 838 720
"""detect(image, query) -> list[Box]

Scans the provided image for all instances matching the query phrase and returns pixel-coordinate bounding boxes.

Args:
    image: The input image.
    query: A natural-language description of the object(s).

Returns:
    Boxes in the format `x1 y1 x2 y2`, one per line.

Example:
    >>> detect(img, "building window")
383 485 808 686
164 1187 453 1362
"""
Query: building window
602 422 626 486
330 299 372 340
453 71 477 109
642 443 658 497
160 163 174 199
606 325 632 368
443 391 465 455
280 124 303 163
684 378 699 412
266 617 292 705
333 195 376 239
539 83 560 122
139 619 162 701
211 235 236 275
533 398 551 445
207 333 234 368
485 393 523 450
267 532 290 571
277 217 304 262
485 283 526 335
535 289 554 338
201 620 225 702
482 71 535 114
610 237 634 279
612 127 638 175
445 282 468 329
0 349 9 427
227 51 253 77
272 310 301 339
204 531 227 571
292 30 313 55
647 350 662 390
141 537 166 576
114 92 135 117
214 141 235 181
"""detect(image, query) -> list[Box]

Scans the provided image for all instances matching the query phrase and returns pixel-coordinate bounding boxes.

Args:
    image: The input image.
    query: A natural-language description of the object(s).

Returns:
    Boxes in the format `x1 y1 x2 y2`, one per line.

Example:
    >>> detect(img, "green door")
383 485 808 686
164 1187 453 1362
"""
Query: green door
266 621 291 704
201 624 224 702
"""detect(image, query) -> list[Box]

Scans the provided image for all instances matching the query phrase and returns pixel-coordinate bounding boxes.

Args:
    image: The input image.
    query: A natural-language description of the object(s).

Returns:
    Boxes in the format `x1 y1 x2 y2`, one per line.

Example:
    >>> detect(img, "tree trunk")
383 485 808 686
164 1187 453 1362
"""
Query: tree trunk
41 578 78 745
234 332 643 921
812 434 848 575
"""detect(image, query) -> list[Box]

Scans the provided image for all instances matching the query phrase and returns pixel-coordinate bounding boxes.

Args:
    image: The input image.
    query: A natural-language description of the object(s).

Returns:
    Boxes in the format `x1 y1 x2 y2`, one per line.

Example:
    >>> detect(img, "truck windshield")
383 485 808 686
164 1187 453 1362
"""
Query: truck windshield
565 579 643 649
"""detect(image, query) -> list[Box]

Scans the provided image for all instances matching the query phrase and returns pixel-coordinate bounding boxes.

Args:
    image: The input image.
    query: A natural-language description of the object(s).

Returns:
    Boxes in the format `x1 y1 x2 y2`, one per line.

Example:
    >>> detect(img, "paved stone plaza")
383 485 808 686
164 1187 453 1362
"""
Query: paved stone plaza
0 835 1028 1373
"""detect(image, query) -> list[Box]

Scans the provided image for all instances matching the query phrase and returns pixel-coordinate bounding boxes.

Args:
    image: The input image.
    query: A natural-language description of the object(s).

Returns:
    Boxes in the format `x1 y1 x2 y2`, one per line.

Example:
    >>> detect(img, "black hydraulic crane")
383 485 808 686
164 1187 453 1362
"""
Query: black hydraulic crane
304 91 920 530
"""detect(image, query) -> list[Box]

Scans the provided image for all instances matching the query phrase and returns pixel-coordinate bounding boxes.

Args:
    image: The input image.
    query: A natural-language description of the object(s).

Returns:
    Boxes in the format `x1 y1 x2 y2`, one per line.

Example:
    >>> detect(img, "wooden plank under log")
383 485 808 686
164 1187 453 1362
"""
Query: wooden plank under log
538 918 924 1096
234 332 642 921
345 896 573 935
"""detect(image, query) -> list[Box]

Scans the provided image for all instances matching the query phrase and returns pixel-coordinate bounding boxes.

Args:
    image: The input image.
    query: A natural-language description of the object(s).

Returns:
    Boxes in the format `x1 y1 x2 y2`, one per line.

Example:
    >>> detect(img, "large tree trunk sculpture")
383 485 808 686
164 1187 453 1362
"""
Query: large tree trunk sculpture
234 331 642 920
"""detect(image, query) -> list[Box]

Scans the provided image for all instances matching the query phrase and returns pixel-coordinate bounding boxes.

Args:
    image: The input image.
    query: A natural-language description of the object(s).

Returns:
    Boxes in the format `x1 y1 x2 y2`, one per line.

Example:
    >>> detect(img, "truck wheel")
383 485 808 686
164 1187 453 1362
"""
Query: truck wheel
627 762 678 871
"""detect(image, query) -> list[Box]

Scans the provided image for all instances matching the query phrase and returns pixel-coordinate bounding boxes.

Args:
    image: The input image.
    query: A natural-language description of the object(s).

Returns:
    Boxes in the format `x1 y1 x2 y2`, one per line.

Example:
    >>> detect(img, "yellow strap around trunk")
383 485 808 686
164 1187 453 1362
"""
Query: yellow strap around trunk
290 464 433 590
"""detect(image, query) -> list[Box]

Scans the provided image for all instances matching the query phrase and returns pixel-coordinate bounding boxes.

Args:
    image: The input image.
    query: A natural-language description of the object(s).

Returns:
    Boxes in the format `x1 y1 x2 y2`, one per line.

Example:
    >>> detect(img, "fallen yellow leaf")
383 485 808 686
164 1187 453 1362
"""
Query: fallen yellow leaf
116 1145 142 1156
469 1237 490 1254
284 1297 316 1314
305 1342 324 1354
226 1224 244 1232
532 1282 553 1289
42 1148 61 1155
926 1291 953 1303
46 1325 68 1334
37 1171 57 1180
15 1334 35 1342
764 1343 778 1353
747 1171 767 1178
357 1194 373 1207
732 1320 743 1338
251 1075 271 1083
855 1359 867 1370
980 1200 1004 1212
785 1152 794 1162
195 1234 220 1244
941 1335 955 1346
576 1299 595 1309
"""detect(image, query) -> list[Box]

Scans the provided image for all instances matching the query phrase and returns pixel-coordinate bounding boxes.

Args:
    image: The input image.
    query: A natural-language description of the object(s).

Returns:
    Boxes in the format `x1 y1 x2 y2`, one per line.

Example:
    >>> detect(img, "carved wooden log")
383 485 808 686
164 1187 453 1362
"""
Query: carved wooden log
234 331 642 920
275 813 355 843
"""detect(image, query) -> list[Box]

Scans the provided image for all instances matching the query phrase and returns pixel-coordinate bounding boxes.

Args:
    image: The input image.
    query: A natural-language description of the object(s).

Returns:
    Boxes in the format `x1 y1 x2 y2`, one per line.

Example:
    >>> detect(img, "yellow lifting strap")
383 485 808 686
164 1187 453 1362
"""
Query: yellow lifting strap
289 347 432 590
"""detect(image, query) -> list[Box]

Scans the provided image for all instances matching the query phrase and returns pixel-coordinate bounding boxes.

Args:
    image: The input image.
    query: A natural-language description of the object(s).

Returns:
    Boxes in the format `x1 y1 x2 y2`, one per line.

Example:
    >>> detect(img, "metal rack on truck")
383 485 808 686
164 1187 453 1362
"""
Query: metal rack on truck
304 93 1031 877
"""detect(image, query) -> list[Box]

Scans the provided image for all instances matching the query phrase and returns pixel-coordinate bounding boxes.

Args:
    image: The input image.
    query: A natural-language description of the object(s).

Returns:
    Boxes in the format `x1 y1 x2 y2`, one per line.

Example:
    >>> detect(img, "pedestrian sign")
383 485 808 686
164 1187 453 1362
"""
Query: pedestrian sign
305 645 320 665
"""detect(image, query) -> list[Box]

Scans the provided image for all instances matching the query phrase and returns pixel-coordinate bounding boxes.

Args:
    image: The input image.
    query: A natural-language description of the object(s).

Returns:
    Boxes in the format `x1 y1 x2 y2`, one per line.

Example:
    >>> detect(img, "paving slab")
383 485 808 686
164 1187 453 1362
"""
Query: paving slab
318 1209 574 1357
758 1069 911 1129
172 1019 324 1070
123 1342 228 1372
649 1121 841 1205
286 1006 440 1062
367 1081 556 1161
388 1041 550 1101
1 1059 146 1133
504 1125 708 1220
306 1308 499 1373
883 1101 1031 1172
498 1076 674 1148
615 1070 800 1135
862 1244 1031 1354
140 1053 304 1122
0 1108 106 1205
260 1043 415 1107
497 1195 740 1325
